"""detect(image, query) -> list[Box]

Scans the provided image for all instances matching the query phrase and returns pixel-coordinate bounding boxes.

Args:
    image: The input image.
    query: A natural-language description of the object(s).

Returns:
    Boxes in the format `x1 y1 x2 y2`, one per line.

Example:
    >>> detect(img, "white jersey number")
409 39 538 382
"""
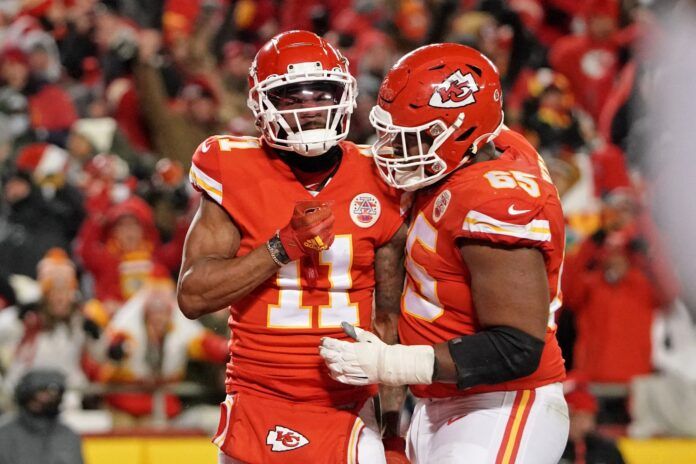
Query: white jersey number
268 235 359 328
403 213 444 321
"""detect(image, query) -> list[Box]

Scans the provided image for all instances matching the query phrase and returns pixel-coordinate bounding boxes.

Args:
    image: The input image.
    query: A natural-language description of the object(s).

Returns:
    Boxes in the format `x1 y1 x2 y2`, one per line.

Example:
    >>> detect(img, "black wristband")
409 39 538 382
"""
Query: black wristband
266 233 291 266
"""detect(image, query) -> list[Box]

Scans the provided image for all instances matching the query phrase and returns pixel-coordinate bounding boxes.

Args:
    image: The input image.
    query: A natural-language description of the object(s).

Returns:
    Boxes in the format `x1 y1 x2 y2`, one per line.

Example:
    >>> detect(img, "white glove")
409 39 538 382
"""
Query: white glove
319 323 435 386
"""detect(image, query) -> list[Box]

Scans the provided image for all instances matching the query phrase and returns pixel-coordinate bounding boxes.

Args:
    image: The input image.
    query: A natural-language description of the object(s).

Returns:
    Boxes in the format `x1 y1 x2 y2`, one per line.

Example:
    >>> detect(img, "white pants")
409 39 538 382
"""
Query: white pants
407 383 569 464
217 399 386 464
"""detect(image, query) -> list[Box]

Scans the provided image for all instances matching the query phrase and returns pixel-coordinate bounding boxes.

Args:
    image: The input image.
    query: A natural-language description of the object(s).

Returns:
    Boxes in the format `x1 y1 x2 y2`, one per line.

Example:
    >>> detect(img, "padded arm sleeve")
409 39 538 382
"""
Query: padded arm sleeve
447 326 545 390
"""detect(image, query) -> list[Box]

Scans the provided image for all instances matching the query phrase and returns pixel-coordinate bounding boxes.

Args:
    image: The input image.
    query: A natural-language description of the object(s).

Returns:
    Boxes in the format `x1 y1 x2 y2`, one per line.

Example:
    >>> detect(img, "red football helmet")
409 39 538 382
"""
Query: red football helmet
370 43 504 190
248 30 357 156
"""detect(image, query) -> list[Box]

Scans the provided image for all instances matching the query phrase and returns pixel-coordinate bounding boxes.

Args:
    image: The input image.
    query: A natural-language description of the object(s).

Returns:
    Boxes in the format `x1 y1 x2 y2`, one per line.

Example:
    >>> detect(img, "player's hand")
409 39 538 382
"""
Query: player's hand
383 436 409 464
319 322 435 387
278 201 335 261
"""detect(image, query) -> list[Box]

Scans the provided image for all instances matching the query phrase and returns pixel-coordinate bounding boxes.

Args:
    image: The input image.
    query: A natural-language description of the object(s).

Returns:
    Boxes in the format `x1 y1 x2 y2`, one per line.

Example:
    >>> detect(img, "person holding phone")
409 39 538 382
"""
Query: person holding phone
177 30 407 464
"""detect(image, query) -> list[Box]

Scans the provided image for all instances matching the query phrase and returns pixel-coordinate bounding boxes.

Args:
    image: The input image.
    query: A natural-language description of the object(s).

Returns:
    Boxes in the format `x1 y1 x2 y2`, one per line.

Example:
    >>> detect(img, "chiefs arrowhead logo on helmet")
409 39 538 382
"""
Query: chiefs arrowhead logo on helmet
266 425 310 452
429 70 479 108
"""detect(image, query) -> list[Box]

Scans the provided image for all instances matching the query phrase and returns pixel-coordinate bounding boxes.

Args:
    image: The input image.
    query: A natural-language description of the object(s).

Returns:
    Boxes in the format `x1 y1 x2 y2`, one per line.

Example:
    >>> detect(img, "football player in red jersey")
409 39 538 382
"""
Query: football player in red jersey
321 44 570 464
176 31 408 464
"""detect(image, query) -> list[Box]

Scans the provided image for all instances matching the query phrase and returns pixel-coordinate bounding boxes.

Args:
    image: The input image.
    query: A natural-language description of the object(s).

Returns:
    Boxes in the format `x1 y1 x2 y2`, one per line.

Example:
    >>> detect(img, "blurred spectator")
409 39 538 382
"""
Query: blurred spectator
0 164 75 277
14 142 85 240
563 189 679 384
76 195 173 304
0 369 84 464
133 29 227 166
67 117 140 169
219 40 257 132
0 249 94 405
0 45 78 146
548 0 624 122
141 158 193 246
516 68 586 157
560 375 626 464
97 271 227 425
0 87 32 149
589 142 631 198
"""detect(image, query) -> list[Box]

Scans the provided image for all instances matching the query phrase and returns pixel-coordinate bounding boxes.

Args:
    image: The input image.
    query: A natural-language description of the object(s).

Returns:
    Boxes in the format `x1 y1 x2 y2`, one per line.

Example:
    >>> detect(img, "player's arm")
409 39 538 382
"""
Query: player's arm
320 244 549 389
178 195 336 319
372 224 408 440
177 195 280 319
431 242 548 387
373 223 407 344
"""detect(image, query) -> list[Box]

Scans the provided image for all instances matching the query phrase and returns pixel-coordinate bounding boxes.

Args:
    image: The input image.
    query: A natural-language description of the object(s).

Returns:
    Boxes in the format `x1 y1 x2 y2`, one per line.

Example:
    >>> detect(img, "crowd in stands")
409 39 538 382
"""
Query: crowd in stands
0 0 691 442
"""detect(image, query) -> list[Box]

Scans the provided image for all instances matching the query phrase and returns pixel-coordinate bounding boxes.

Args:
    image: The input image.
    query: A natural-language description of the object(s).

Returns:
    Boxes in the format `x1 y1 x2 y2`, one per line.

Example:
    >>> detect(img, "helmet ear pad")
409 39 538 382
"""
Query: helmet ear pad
247 31 357 157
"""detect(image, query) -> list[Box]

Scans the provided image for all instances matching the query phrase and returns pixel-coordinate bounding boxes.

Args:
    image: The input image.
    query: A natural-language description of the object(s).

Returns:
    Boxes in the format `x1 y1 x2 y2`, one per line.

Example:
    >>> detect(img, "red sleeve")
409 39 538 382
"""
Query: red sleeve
189 136 223 205
447 191 550 249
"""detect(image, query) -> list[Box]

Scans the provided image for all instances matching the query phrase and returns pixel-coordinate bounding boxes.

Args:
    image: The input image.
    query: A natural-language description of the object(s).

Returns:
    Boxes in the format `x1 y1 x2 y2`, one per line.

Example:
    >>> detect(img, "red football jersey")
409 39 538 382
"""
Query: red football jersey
189 136 405 406
399 129 566 398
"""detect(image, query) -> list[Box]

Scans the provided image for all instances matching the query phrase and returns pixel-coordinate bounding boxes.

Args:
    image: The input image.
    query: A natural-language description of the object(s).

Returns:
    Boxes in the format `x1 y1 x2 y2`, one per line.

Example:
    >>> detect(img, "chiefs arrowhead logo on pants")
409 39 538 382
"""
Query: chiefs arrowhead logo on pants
266 425 310 452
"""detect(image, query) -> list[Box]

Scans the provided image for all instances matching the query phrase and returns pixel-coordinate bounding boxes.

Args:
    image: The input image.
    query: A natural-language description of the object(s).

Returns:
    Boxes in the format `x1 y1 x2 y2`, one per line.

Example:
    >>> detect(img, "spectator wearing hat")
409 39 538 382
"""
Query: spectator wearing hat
66 117 141 172
0 45 78 146
98 270 228 425
560 375 625 464
76 195 171 305
14 142 85 240
0 249 96 406
0 369 84 464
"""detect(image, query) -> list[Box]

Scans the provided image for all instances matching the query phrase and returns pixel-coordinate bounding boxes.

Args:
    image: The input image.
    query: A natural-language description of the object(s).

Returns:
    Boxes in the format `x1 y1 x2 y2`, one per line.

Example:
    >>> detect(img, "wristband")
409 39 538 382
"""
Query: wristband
266 233 291 266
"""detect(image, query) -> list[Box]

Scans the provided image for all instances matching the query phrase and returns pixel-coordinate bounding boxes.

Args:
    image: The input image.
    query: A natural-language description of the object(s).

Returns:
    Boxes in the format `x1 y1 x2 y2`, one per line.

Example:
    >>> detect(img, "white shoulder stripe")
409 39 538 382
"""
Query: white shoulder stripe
189 164 223 204
463 210 551 242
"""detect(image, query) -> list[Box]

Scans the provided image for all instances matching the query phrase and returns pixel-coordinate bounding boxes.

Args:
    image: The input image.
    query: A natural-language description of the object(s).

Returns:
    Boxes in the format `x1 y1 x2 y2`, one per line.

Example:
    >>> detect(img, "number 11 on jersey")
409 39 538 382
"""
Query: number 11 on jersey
268 235 360 328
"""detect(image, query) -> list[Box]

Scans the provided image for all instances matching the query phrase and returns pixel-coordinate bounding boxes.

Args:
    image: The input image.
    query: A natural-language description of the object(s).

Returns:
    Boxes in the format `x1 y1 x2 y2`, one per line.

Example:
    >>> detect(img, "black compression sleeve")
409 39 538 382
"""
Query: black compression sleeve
447 326 545 390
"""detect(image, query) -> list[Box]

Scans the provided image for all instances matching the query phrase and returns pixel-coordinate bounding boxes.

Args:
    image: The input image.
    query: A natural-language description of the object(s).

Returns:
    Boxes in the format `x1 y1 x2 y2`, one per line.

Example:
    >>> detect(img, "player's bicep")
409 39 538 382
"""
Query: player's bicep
459 242 548 339
180 195 241 273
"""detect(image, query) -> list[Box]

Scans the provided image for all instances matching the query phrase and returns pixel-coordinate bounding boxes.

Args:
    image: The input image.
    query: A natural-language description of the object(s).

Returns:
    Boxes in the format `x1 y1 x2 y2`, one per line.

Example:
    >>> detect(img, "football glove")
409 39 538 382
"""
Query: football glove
277 200 335 262
319 322 434 387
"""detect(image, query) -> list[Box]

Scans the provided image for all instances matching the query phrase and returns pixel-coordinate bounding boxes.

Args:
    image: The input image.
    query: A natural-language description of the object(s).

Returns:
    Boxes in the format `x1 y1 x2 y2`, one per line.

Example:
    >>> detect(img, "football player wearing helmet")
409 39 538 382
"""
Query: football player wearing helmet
177 31 407 464
320 44 569 464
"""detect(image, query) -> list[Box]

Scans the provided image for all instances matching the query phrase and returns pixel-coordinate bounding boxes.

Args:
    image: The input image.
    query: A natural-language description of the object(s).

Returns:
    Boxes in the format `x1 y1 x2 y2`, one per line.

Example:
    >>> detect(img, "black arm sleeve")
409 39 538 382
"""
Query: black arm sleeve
447 326 545 390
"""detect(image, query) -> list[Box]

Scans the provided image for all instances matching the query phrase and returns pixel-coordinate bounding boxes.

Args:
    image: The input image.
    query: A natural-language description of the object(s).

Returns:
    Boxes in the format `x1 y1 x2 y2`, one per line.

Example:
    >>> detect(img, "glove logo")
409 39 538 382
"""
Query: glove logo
350 193 381 228
429 70 479 108
302 235 328 251
266 426 310 452
432 189 451 223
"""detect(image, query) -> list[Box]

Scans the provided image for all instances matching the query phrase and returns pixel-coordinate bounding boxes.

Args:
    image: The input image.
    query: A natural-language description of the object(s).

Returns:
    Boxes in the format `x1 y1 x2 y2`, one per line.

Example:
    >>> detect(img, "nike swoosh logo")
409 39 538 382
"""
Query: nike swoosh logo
201 141 210 153
508 205 531 215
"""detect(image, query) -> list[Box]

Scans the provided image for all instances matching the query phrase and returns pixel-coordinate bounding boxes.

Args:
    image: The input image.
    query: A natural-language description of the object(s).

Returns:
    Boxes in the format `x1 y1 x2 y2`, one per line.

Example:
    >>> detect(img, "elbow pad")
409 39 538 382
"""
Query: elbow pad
447 326 545 390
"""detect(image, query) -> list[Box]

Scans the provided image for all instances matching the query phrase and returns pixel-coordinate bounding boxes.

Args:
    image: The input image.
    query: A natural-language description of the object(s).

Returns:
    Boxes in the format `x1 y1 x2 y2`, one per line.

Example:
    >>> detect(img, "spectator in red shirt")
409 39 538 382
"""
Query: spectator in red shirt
548 0 622 122
563 189 679 384
75 196 169 305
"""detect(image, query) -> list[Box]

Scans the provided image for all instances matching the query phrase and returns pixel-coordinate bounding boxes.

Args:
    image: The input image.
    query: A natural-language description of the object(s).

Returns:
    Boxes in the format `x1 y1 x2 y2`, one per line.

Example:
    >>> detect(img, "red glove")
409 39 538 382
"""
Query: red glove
383 436 409 464
277 200 335 262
